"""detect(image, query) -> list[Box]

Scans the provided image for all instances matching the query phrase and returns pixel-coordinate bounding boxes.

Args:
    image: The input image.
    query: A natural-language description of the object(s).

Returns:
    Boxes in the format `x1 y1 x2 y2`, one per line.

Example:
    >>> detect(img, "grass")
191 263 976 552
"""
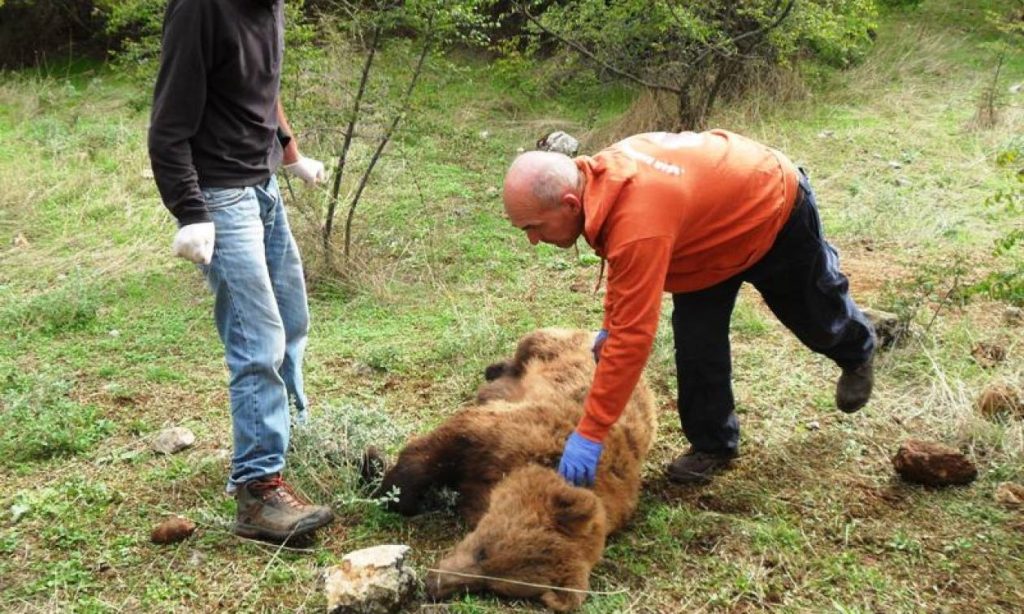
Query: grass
2 0 1024 611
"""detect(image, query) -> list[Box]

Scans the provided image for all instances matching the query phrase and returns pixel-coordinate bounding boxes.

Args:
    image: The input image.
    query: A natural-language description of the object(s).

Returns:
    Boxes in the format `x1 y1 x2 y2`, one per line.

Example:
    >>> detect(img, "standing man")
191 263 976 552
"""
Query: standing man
504 130 876 486
148 0 333 543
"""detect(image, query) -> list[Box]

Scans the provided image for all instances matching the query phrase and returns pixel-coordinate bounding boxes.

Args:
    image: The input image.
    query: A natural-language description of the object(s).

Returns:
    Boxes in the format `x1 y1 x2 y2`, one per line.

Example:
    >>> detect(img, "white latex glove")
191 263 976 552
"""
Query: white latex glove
172 222 215 265
283 156 326 185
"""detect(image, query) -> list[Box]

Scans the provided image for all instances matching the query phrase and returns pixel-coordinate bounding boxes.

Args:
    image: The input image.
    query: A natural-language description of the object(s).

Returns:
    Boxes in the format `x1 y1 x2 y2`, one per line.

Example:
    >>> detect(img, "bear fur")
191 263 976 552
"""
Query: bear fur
376 328 657 610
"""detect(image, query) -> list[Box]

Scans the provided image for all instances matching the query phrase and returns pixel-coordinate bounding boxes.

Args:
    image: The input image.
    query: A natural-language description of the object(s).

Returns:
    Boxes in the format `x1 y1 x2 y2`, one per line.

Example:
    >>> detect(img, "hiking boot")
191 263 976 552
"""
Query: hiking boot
836 356 874 413
234 475 334 543
666 448 737 484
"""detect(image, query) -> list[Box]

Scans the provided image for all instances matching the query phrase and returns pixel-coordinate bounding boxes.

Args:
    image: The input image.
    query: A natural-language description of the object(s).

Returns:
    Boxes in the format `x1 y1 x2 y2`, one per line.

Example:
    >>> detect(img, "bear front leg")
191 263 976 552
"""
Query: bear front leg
376 416 486 516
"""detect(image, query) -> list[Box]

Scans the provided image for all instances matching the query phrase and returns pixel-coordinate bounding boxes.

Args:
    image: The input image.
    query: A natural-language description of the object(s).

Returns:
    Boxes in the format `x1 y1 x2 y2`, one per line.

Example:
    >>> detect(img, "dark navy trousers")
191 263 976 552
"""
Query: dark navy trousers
671 172 875 454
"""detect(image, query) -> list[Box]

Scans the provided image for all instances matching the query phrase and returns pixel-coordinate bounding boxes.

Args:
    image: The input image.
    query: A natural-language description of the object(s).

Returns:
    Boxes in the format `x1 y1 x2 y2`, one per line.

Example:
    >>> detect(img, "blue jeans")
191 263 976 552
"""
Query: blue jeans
671 171 875 454
198 175 309 492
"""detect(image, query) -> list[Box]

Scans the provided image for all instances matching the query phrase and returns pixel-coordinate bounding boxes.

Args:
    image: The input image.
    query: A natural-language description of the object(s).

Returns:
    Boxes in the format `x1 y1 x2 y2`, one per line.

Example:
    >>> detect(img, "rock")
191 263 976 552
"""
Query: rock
1005 306 1023 325
862 307 904 349
12 232 30 248
995 482 1024 508
971 341 1007 368
151 516 197 544
892 439 977 487
325 545 417 614
817 130 835 139
894 176 911 187
975 382 1024 419
887 160 903 170
535 130 580 157
152 427 196 455
806 420 821 431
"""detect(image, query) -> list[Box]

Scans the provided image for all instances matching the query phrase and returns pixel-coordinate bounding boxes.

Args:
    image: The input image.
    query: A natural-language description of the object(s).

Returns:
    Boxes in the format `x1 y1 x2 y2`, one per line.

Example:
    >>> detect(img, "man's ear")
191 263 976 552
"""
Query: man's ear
561 191 582 213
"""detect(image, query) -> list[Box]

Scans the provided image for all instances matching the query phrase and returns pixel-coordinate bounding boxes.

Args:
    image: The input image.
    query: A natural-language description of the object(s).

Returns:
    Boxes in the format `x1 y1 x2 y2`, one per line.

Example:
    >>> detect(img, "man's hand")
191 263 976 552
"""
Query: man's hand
592 329 608 363
283 156 326 185
172 222 215 265
557 431 603 487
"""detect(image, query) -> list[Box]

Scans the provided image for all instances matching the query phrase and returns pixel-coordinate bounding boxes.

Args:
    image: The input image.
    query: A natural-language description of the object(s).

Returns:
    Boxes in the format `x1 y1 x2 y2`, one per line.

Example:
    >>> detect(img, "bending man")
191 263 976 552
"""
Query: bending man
502 130 875 485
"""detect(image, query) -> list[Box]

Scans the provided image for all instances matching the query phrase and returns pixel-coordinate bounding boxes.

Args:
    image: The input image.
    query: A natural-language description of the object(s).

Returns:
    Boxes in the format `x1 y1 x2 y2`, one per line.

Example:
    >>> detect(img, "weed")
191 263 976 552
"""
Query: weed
0 373 115 465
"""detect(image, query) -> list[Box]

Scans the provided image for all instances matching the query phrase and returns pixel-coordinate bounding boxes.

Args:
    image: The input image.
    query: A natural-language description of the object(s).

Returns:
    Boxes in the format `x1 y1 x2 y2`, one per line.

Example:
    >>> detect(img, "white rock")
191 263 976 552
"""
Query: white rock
152 427 196 455
806 420 821 431
325 545 416 614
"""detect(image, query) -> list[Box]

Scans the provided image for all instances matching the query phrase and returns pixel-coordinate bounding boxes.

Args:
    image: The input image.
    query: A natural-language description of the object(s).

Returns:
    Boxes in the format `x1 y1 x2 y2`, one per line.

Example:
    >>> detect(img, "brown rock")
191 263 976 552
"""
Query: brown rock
996 482 1024 508
975 383 1024 419
862 308 905 349
971 341 1007 368
892 439 977 486
151 516 197 544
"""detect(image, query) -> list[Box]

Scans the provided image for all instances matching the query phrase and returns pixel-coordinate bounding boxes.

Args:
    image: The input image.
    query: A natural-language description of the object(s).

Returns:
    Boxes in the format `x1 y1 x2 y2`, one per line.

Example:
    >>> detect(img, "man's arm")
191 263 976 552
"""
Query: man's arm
558 235 673 486
148 0 211 226
278 101 326 185
579 236 674 441
277 101 300 165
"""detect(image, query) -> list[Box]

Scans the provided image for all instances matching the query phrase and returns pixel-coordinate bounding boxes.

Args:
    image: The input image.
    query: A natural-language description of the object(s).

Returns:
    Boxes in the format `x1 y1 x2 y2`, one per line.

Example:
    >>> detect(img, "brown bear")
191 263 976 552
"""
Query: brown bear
375 328 657 610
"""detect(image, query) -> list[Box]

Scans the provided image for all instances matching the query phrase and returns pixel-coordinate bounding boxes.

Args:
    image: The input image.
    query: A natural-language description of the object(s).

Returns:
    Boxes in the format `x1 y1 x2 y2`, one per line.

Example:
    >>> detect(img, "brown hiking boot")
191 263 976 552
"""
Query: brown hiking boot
234 475 334 543
836 355 874 413
666 448 737 484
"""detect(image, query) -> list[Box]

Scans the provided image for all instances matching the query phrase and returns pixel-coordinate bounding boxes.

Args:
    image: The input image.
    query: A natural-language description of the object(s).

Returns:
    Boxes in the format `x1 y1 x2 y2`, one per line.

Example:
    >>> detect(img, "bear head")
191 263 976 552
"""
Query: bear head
425 464 607 612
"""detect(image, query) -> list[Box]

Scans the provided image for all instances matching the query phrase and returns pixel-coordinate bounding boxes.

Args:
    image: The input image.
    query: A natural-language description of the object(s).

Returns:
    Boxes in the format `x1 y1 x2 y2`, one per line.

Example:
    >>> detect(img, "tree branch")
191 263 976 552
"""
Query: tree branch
517 2 681 95
343 21 433 258
325 23 382 254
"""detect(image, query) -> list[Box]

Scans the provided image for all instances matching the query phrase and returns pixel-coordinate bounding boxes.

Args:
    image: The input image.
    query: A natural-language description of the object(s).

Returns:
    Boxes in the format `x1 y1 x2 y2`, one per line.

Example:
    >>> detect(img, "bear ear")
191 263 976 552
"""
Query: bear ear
483 360 514 381
549 487 599 536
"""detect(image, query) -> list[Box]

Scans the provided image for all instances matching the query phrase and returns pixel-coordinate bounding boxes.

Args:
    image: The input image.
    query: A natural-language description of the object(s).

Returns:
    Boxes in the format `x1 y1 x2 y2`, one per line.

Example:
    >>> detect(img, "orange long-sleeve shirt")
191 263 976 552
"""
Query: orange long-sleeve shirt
575 130 800 442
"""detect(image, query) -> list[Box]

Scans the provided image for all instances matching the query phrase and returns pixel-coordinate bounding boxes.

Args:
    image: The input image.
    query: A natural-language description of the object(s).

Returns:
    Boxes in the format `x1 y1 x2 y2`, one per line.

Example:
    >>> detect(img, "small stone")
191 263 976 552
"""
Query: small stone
806 420 821 431
325 545 416 614
894 176 911 187
862 307 904 349
486 186 498 196
892 439 977 487
109 329 120 338
887 160 903 170
12 233 29 248
151 516 197 544
1010 83 1023 94
141 168 154 179
1005 306 1023 325
478 130 490 139
975 382 1024 419
535 131 580 157
152 427 196 455
817 130 834 139
971 341 1007 368
995 482 1024 508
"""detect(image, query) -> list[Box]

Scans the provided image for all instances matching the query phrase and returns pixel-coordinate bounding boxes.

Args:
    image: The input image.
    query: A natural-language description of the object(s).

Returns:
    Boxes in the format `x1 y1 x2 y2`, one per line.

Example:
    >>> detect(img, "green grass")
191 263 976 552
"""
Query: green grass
2 0 1024 611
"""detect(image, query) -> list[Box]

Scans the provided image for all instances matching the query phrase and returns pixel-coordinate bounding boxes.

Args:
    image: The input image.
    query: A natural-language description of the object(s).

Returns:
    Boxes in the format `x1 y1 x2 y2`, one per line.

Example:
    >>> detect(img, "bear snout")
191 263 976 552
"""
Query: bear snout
426 552 483 599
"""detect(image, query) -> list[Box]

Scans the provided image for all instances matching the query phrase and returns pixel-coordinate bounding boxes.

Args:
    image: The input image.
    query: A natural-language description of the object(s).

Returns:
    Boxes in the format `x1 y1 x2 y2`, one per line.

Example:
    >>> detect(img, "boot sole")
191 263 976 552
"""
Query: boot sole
665 458 735 485
234 510 334 543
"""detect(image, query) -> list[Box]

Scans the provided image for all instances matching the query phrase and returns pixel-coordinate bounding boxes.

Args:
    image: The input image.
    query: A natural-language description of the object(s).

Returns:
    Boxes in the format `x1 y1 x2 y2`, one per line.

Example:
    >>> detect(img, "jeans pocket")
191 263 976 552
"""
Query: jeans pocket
201 187 249 211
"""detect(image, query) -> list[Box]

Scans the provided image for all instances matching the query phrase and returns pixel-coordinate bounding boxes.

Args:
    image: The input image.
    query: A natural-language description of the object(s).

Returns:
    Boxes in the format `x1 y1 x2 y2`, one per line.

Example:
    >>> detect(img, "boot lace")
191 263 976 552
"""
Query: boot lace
249 476 310 507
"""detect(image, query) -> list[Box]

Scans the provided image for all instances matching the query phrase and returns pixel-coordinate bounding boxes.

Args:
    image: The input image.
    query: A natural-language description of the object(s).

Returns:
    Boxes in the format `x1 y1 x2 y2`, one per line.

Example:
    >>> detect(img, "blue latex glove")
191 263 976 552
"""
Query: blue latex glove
592 329 608 363
558 431 604 487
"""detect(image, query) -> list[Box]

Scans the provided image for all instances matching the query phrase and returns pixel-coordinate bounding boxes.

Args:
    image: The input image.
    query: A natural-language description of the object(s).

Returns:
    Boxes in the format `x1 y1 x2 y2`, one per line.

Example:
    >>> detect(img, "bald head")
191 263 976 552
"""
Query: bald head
501 151 585 249
502 151 580 217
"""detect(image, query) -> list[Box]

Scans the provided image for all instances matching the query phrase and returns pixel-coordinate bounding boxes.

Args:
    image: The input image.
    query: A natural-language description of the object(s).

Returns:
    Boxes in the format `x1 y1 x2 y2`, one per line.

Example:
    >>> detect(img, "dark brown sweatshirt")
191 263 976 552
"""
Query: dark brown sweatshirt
148 0 284 225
